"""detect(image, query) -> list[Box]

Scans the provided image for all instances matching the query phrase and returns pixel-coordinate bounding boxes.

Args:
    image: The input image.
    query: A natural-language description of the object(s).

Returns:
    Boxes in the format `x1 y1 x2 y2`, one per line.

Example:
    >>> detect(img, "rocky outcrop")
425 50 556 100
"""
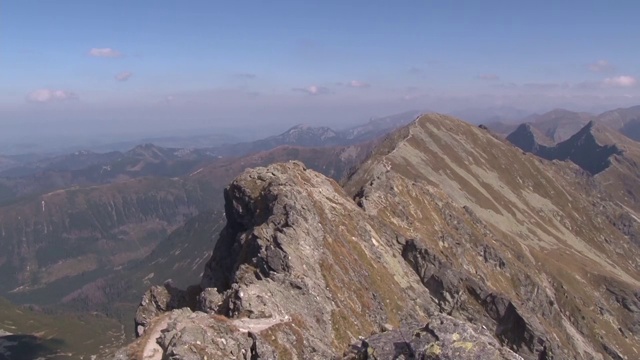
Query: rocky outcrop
117 114 640 360
343 314 524 360
134 282 200 337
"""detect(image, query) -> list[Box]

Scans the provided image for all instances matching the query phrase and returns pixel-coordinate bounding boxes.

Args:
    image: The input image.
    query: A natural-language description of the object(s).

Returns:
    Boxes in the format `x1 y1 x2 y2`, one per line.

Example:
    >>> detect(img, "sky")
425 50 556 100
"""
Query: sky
2 0 640 141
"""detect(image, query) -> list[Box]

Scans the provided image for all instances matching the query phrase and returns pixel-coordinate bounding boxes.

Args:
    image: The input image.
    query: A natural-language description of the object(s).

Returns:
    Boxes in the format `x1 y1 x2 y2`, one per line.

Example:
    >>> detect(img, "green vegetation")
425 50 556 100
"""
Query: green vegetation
0 296 124 359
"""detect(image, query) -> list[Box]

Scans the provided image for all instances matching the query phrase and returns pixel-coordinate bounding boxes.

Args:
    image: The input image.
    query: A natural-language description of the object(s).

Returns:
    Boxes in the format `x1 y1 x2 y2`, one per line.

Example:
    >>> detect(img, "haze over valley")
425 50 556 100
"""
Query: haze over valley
2 1 640 359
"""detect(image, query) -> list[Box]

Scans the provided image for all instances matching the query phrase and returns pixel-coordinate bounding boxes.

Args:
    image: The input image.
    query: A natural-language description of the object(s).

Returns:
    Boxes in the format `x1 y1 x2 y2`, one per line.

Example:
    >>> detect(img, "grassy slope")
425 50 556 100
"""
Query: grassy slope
0 297 124 359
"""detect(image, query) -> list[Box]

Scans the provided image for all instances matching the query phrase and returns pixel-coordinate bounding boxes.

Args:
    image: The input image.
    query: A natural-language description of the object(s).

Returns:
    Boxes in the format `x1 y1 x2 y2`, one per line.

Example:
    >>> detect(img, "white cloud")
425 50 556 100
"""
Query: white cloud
89 48 122 58
115 71 133 82
26 89 77 103
292 85 332 95
347 80 370 88
603 75 637 87
477 74 500 81
588 60 614 73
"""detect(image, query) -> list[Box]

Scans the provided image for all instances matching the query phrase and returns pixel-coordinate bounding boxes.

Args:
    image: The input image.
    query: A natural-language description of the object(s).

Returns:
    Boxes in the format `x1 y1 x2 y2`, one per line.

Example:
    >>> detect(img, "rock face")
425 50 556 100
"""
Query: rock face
343 314 523 360
117 114 640 359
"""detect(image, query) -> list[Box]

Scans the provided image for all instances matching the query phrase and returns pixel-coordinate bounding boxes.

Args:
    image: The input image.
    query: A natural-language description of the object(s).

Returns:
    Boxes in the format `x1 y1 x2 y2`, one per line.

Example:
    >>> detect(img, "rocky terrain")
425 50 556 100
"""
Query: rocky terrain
115 114 640 359
0 139 377 360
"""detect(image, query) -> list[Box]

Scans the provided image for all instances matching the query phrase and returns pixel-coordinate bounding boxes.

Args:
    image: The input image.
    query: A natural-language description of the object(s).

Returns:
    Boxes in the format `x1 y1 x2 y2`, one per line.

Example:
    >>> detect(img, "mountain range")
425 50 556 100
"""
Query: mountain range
487 105 640 144
114 113 640 359
2 107 640 359
206 110 421 157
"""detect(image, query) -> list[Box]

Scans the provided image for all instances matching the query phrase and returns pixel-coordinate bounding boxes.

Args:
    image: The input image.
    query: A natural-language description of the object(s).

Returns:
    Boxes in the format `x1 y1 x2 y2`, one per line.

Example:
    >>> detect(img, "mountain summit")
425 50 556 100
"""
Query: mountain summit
115 114 640 359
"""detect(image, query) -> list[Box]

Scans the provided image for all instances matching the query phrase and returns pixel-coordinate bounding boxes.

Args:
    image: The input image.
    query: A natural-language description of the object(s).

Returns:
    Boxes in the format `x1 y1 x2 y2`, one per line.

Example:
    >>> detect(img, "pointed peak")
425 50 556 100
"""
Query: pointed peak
413 112 467 127
288 123 313 131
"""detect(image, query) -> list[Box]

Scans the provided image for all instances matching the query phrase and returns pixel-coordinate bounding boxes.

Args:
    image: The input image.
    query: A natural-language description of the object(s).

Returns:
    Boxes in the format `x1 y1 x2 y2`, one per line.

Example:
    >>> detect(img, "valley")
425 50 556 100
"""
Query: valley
0 113 402 356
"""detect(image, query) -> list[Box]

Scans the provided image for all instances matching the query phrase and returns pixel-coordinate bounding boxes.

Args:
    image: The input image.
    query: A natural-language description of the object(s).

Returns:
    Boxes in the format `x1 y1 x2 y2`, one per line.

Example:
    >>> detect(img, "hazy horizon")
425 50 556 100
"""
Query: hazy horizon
2 1 640 145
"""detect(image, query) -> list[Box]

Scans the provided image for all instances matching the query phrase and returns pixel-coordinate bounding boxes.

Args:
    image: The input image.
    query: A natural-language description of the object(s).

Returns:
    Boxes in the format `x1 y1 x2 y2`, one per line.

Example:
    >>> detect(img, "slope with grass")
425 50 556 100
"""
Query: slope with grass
118 114 640 359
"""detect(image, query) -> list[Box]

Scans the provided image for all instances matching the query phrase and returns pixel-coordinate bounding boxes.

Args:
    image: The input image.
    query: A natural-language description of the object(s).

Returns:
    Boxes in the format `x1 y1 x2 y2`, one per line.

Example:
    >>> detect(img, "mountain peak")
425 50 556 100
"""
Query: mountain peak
287 123 313 131
118 114 640 359
409 112 479 134
506 119 627 175
506 123 554 152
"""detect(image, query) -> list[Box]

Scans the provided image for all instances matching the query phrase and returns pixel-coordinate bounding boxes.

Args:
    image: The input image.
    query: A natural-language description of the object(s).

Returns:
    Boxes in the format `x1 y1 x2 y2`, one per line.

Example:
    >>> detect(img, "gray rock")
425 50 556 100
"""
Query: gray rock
196 287 223 314
135 283 200 337
343 314 524 360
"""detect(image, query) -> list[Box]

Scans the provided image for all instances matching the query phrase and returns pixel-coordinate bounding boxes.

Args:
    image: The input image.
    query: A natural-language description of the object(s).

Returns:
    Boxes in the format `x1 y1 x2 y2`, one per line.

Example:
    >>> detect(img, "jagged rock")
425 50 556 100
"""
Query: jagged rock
402 238 554 359
343 314 524 360
117 114 640 360
196 287 224 314
605 282 640 337
134 283 200 337
156 309 279 360
135 285 172 337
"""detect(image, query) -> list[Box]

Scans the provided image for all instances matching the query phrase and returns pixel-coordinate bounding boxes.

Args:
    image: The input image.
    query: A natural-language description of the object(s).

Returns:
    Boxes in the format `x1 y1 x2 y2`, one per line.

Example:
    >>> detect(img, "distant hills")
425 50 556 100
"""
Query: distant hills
0 110 421 207
597 105 640 141
207 110 421 157
507 121 623 174
488 105 640 145
0 296 123 359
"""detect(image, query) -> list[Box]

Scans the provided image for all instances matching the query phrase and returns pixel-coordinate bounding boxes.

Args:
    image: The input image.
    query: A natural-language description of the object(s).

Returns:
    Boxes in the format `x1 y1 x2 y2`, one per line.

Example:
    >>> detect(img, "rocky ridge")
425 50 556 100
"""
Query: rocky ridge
117 114 640 359
506 120 640 214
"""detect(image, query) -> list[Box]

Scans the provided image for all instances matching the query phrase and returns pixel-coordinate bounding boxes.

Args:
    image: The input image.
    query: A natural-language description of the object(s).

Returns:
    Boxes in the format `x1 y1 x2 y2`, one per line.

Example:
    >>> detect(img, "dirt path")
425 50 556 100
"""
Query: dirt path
231 314 290 333
132 312 289 359
140 314 171 360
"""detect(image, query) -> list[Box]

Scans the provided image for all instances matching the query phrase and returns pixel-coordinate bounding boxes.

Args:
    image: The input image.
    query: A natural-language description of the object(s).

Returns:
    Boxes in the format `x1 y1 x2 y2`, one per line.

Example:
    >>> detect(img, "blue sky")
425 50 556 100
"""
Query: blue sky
2 0 640 139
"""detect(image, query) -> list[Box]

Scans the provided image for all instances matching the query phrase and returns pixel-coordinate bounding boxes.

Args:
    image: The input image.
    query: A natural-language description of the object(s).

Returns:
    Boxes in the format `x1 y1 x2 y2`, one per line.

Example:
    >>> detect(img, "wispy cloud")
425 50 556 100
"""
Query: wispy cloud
603 75 637 87
477 74 500 81
292 85 332 95
408 67 423 75
26 89 77 103
89 48 122 58
588 60 615 73
347 80 370 88
235 73 257 79
115 71 133 82
522 82 570 90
